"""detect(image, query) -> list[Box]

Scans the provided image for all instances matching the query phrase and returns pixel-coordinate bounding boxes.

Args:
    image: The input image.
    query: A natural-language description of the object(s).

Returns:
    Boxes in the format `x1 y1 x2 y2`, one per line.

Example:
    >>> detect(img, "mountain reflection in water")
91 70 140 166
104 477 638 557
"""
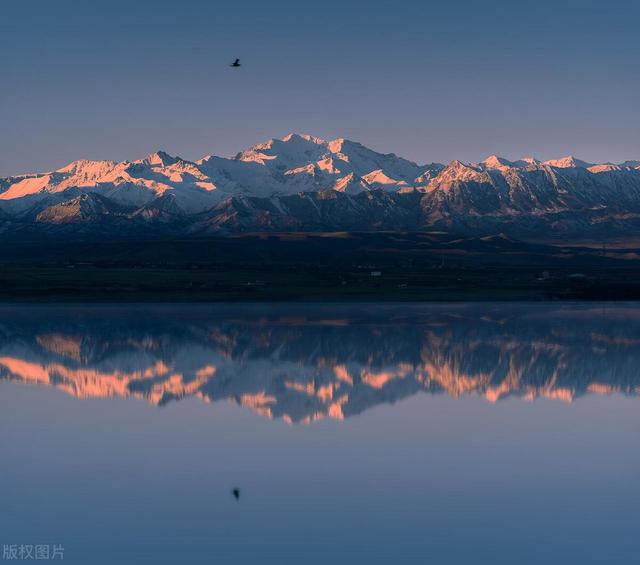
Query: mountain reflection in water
0 303 638 423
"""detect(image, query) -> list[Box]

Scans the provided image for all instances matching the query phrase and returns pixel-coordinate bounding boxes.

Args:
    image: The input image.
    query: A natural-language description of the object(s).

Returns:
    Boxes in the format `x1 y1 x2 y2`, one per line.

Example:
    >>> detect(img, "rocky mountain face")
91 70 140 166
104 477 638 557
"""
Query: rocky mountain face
1 133 639 239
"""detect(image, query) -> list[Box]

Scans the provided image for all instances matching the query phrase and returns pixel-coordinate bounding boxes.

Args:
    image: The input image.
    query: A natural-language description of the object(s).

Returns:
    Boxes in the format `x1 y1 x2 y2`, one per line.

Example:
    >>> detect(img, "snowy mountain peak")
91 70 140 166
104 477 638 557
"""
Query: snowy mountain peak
481 155 515 169
480 155 544 170
445 159 480 172
57 159 120 175
543 155 592 169
282 133 326 145
139 150 180 167
235 134 327 168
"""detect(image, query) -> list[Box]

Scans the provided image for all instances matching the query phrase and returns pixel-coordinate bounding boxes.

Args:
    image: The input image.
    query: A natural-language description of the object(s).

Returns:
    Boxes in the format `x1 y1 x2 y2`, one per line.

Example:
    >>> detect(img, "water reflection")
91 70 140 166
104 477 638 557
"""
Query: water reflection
0 303 638 422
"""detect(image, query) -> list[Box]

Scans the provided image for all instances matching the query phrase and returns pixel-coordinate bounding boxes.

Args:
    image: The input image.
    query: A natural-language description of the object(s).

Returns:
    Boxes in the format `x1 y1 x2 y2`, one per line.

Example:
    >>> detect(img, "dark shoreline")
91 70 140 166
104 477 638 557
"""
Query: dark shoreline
1 232 639 302
1 265 640 302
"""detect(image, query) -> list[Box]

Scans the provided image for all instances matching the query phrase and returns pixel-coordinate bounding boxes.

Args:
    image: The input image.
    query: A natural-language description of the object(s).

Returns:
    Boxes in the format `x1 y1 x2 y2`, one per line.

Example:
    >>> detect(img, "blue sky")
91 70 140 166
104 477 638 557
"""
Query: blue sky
1 0 638 175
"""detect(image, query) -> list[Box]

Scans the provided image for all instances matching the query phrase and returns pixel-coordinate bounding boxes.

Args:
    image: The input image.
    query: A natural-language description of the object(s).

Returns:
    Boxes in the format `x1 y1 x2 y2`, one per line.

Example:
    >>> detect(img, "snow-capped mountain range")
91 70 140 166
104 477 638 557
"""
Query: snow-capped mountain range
1 133 639 238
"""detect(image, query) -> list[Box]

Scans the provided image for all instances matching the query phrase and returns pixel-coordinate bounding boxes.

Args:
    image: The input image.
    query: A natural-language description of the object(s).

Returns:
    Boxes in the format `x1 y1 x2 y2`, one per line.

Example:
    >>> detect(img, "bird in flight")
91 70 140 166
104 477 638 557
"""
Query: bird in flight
230 58 241 68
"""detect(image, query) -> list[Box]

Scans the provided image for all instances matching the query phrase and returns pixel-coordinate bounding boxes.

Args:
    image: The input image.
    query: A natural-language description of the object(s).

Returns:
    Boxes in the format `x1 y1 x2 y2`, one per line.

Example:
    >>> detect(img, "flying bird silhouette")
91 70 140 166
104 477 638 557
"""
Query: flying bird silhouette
232 488 240 500
230 59 241 68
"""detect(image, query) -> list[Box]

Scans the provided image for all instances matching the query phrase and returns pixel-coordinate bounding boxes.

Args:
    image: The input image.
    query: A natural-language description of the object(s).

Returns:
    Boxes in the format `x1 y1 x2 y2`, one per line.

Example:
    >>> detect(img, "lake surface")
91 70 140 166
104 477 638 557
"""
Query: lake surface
0 303 638 564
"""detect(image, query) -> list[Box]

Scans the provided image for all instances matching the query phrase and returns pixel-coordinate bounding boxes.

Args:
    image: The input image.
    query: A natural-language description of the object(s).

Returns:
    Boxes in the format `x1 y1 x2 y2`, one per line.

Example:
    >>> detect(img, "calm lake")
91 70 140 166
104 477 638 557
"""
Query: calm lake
1 303 638 564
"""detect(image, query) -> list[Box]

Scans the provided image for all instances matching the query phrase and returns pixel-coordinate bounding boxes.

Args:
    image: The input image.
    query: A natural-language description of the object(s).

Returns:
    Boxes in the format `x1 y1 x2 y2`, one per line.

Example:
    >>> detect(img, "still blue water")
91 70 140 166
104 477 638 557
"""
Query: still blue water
0 303 638 564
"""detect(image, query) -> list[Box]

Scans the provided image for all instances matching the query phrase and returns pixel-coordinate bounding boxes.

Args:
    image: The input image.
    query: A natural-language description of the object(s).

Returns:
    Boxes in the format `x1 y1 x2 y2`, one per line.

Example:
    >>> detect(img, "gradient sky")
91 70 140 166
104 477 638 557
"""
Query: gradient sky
1 0 639 176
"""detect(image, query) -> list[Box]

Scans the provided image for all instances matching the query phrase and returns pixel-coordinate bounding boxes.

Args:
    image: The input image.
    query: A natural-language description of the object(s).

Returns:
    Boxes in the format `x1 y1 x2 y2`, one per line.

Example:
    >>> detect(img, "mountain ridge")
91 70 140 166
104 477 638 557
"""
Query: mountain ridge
1 133 640 239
